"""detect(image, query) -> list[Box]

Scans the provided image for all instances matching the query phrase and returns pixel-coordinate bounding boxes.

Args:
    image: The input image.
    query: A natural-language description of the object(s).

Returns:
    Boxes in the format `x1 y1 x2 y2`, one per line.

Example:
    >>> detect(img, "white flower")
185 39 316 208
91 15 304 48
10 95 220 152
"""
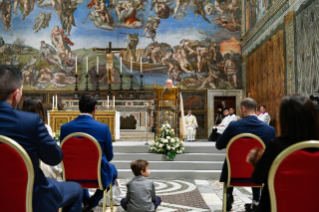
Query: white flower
159 144 163 148
171 129 174 132
166 123 171 128
181 147 185 151
163 139 168 143
172 147 175 150
167 136 171 139
177 150 182 154
167 146 171 150
176 144 179 148
162 124 166 128
181 141 184 145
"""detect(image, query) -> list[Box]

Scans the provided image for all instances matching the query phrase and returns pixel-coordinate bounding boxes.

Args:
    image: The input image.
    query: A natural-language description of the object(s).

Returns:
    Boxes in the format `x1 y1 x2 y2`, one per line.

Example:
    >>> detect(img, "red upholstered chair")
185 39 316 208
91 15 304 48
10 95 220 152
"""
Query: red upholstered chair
60 132 113 212
223 133 265 212
0 135 34 212
268 140 319 212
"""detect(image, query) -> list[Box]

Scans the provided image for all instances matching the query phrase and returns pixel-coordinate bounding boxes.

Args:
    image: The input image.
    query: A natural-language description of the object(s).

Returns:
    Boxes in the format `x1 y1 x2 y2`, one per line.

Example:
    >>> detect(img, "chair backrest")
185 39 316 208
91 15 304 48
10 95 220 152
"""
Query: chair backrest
268 141 319 212
226 133 265 185
0 135 34 212
60 132 103 190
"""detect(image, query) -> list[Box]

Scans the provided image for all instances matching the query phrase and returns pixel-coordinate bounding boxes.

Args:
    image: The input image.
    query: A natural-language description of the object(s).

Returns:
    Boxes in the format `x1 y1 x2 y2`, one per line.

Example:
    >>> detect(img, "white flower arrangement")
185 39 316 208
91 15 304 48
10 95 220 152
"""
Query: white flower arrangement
150 123 185 160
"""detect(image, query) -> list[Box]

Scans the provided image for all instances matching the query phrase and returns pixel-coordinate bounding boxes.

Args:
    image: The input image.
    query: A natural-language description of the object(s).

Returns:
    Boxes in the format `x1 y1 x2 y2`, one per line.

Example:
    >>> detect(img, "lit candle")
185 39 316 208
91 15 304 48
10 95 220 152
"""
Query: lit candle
120 57 122 74
140 57 142 74
86 57 88 74
130 57 132 73
97 57 99 74
113 96 115 109
52 96 54 110
107 95 109 109
55 95 57 108
75 56 77 74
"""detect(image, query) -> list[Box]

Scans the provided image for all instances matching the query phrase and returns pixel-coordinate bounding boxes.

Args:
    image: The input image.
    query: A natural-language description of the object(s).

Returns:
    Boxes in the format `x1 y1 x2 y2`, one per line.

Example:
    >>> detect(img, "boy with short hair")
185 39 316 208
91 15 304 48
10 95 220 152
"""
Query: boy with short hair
121 160 162 212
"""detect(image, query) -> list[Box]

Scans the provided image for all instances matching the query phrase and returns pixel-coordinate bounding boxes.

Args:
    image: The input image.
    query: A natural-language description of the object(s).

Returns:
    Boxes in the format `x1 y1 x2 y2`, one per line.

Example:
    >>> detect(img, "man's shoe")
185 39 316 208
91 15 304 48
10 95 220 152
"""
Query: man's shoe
82 204 94 212
226 194 234 211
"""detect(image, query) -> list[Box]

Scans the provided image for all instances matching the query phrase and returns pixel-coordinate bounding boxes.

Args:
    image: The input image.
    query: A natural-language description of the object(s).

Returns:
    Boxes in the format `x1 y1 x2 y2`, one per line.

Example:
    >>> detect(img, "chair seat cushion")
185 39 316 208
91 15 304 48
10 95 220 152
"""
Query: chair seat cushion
76 181 99 189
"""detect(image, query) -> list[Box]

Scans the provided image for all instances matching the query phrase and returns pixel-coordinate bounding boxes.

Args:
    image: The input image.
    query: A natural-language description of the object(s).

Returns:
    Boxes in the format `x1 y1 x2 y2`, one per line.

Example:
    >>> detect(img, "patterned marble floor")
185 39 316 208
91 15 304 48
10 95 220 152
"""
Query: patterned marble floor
89 179 254 212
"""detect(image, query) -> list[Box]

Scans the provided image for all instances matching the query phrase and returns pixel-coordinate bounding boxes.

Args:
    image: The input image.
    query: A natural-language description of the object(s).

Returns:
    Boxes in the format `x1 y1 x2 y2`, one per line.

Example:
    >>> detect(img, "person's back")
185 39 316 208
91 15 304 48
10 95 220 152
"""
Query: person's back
0 65 82 212
121 160 161 212
126 176 156 212
59 93 118 212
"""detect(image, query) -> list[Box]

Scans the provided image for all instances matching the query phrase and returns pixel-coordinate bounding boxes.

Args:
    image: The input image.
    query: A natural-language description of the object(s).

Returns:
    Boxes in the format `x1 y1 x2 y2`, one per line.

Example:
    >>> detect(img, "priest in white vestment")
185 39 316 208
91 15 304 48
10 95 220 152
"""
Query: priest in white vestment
209 109 235 141
229 107 238 122
258 105 271 125
185 109 198 141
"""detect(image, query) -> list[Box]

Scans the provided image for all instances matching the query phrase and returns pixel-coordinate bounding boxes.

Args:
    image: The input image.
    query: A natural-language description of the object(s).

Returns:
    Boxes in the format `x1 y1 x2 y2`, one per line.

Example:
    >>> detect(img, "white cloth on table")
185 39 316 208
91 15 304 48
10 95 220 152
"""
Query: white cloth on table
258 112 271 125
185 114 198 141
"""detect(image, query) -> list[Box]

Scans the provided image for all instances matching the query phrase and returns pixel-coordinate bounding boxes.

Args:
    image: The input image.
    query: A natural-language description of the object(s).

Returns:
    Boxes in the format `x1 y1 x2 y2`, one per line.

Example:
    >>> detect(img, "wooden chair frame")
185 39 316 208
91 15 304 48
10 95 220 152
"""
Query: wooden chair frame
268 140 319 212
60 132 113 212
0 135 34 212
223 133 265 212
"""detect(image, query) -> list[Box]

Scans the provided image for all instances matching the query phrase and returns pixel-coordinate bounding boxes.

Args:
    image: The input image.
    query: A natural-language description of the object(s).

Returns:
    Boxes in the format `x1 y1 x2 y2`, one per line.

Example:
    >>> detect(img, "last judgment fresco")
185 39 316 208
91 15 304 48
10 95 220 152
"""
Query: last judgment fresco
0 0 242 90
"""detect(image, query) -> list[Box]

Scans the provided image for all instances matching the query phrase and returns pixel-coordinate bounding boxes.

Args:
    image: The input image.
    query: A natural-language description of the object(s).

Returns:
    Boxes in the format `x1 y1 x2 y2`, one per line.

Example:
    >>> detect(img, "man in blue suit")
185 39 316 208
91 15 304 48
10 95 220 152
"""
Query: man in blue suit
60 94 118 212
216 98 276 211
0 65 83 212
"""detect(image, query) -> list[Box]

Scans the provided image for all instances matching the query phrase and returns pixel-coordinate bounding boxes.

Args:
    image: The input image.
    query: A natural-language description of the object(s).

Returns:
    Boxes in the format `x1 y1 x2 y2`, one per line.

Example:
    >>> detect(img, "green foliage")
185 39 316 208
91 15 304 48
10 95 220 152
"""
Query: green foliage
149 124 185 160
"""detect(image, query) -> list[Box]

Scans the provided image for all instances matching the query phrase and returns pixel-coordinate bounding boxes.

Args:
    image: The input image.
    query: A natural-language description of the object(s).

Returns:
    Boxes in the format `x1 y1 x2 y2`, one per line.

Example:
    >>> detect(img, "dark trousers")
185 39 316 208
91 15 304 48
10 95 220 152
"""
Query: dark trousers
227 187 260 202
49 178 83 212
83 189 104 207
208 128 221 141
120 196 162 211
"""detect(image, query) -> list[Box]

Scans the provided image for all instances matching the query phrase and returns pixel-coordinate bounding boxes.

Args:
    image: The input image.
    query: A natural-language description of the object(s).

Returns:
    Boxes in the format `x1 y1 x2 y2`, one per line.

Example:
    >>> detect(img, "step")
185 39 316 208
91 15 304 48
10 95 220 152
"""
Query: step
118 137 155 141
112 160 223 170
113 142 225 153
116 169 221 179
113 153 225 161
120 132 154 135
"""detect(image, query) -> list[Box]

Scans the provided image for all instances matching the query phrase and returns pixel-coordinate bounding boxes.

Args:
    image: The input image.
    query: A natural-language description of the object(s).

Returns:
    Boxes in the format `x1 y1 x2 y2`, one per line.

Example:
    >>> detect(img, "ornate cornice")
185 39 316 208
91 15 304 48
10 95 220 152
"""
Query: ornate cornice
241 0 289 48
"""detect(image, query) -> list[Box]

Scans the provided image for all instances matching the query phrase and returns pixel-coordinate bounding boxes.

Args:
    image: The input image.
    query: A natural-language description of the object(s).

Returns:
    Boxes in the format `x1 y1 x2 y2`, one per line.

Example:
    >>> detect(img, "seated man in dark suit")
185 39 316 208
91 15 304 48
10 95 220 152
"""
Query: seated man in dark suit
216 98 276 211
60 94 118 212
0 65 83 212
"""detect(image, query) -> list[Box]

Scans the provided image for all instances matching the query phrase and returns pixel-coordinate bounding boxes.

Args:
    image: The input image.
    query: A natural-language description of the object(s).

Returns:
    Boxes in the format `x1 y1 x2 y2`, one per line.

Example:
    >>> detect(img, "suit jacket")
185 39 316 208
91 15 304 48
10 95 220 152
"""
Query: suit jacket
216 115 276 182
0 101 63 212
60 114 117 187
251 135 290 212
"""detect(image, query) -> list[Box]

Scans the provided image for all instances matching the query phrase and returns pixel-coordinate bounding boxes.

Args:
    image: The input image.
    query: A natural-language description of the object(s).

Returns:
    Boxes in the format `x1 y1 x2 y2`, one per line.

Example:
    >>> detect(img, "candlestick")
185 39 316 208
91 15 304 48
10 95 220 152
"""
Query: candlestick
52 96 54 110
120 57 122 74
55 95 57 109
113 96 115 109
97 57 99 74
140 57 142 74
86 57 88 74
107 95 109 109
75 56 77 74
130 57 132 73
73 72 79 100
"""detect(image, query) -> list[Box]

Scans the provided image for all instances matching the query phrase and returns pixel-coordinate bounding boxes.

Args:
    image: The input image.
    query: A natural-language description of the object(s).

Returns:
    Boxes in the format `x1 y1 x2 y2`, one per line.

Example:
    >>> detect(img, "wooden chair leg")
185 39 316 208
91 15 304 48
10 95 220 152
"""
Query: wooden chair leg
110 184 113 212
102 188 107 212
223 184 227 212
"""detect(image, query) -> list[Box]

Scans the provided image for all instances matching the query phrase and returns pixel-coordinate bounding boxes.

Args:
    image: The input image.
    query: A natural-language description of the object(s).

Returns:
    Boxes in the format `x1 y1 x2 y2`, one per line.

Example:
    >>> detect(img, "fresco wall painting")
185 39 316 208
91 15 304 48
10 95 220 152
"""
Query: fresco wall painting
246 29 285 134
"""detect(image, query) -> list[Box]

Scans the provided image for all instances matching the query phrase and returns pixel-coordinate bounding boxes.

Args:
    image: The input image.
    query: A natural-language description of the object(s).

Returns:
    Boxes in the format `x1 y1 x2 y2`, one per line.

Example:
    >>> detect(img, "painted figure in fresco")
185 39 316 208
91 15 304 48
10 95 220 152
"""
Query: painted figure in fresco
51 26 74 59
61 1 77 35
51 72 75 88
0 0 12 32
172 43 194 74
224 53 237 87
143 15 160 41
214 0 227 15
211 16 240 32
0 37 4 47
180 39 204 55
33 11 52 33
22 67 35 87
153 1 173 19
14 0 35 20
95 0 110 23
193 0 210 23
161 44 174 74
203 0 216 16
124 33 139 62
11 55 20 67
39 41 64 70
196 47 208 73
50 0 63 20
116 0 142 25
173 0 190 19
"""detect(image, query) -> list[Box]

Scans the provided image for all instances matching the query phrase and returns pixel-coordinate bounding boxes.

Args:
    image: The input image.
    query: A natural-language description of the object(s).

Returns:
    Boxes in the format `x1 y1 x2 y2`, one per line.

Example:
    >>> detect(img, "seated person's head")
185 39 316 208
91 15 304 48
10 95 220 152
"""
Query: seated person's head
22 97 46 124
240 98 257 118
79 94 97 115
280 94 319 143
187 109 192 115
166 79 173 88
0 65 23 108
260 105 266 113
223 108 229 116
131 159 150 177
229 107 234 114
